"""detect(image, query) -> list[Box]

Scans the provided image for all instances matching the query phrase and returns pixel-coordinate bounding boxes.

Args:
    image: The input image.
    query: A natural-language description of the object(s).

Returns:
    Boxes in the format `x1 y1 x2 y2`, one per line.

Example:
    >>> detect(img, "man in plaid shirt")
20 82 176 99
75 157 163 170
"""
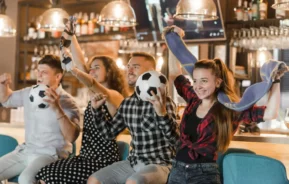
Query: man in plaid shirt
88 52 179 184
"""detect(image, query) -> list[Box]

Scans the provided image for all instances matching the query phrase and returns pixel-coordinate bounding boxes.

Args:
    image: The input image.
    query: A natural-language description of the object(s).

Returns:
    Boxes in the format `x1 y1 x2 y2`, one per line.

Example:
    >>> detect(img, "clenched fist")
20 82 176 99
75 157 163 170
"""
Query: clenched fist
0 73 12 85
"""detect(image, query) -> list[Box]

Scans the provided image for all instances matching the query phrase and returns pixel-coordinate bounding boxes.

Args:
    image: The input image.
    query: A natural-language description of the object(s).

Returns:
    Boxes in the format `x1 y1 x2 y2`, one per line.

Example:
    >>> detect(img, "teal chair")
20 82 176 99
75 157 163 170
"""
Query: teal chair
217 148 256 175
223 153 289 184
0 134 19 183
116 141 130 161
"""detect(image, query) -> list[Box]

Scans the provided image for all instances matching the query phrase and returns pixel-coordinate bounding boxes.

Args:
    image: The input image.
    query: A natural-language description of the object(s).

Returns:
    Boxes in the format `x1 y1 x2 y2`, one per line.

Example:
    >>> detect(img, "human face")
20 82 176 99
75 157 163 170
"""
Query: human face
37 64 62 89
127 56 154 87
88 59 107 84
193 68 222 100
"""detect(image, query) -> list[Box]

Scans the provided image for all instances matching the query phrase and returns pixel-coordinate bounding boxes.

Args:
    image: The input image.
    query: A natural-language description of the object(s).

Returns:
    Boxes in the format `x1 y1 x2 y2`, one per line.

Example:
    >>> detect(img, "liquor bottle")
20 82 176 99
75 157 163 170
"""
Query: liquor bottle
243 0 250 21
81 13 88 35
248 1 253 20
88 12 95 35
235 0 244 21
28 17 37 39
75 12 82 36
94 13 100 34
30 47 38 80
251 0 259 20
259 0 268 20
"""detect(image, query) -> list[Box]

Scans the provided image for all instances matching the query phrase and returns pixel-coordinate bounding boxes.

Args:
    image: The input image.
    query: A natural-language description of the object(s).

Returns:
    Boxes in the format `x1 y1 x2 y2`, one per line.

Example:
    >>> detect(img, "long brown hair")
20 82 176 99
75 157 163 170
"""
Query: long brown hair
86 55 129 97
194 58 240 152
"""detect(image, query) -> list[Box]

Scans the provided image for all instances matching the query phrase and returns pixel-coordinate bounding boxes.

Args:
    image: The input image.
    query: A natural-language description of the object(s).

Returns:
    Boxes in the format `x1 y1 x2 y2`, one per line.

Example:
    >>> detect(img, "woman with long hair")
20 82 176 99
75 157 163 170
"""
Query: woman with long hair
166 26 288 184
35 22 128 184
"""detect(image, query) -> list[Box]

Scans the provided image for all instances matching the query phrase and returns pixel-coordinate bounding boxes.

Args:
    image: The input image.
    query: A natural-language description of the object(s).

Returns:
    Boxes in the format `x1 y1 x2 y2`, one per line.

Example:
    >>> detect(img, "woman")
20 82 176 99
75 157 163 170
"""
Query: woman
35 26 128 184
166 26 288 184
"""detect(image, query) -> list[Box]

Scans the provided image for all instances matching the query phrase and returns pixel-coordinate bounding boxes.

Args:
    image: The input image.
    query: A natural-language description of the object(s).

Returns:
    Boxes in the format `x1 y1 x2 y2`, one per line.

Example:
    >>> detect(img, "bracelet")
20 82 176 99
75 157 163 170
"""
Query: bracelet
57 114 66 120
273 79 281 84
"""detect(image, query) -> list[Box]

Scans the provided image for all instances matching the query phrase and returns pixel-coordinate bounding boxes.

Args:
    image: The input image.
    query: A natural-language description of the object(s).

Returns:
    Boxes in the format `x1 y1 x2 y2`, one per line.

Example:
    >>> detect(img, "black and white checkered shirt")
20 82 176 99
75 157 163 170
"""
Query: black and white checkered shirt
94 93 179 166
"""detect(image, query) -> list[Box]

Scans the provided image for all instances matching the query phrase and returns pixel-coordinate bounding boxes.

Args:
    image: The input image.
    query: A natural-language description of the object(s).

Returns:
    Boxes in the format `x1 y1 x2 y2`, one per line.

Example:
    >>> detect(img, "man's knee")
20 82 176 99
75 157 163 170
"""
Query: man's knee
18 172 34 184
87 176 101 184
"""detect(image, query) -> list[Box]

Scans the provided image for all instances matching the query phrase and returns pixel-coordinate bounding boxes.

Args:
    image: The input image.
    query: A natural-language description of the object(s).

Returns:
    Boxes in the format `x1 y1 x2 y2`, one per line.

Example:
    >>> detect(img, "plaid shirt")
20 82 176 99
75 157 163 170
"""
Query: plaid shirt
174 75 266 161
94 93 179 166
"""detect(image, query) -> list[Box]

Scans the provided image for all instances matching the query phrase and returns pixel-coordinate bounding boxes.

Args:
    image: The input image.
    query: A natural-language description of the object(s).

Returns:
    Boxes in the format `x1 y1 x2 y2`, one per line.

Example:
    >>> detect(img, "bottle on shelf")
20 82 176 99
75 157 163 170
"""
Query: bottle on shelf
248 1 253 20
235 0 244 21
27 17 37 39
259 0 268 20
93 13 100 34
243 0 250 21
75 12 82 36
30 47 38 80
251 0 260 20
88 12 95 35
81 13 89 35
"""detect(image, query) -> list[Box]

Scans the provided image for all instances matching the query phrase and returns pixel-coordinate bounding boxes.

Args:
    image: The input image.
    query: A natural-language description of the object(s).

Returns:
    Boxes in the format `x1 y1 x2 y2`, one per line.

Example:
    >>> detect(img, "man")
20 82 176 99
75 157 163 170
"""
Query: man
0 55 80 184
87 52 179 184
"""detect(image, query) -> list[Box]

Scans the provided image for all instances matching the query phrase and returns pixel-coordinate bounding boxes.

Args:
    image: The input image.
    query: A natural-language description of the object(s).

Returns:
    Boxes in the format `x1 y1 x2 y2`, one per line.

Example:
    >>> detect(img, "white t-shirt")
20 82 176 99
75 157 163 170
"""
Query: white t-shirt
2 85 80 158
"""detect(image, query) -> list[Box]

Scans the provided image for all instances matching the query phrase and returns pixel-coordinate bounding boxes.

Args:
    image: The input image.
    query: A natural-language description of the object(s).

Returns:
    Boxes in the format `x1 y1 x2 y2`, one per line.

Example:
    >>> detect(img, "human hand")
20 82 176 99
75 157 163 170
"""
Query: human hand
162 25 185 39
44 87 60 110
0 73 12 85
60 47 75 72
90 93 107 109
274 65 289 80
148 87 167 116
63 16 76 37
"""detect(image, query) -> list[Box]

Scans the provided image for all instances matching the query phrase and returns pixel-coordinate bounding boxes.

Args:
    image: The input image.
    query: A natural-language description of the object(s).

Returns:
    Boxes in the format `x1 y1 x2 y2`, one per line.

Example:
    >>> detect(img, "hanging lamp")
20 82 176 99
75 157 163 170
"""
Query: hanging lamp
174 0 218 21
39 0 69 31
98 0 137 27
272 0 289 10
0 0 16 37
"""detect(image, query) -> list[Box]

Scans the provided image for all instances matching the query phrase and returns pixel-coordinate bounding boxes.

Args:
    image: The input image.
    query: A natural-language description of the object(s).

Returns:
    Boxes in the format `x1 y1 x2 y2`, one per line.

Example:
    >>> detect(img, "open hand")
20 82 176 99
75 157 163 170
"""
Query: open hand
148 87 167 116
44 87 60 110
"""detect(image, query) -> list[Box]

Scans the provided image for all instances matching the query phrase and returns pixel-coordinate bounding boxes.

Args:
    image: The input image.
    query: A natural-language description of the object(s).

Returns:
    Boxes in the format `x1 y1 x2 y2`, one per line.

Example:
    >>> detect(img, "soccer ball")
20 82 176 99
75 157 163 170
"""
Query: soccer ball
29 84 50 109
135 71 167 101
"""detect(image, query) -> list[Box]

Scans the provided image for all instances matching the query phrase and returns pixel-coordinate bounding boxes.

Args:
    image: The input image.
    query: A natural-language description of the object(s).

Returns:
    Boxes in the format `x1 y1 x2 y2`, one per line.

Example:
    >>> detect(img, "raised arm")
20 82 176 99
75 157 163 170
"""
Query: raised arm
0 73 13 103
69 35 87 72
61 49 124 108
263 67 289 120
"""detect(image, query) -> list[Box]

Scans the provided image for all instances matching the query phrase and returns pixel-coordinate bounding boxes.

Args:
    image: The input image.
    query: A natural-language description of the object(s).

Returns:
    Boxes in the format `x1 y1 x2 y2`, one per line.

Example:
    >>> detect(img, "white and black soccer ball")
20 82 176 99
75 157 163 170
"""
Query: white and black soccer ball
29 84 49 109
135 71 167 101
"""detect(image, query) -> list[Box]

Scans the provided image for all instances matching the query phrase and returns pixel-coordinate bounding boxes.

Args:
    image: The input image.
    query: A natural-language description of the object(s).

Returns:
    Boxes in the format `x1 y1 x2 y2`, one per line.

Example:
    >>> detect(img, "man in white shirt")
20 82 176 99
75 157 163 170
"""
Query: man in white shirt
0 55 80 184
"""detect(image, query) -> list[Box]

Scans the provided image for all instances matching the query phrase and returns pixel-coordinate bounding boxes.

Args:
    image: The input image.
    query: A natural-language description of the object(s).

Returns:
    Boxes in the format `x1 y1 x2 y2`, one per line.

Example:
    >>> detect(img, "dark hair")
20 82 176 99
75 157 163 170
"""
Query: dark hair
86 55 129 97
194 58 240 152
38 54 64 74
130 52 156 69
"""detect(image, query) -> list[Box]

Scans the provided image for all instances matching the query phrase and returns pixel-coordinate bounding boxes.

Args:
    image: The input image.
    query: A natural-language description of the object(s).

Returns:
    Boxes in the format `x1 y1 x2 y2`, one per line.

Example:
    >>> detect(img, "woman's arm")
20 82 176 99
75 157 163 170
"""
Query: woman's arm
70 35 88 72
262 66 288 120
71 67 124 108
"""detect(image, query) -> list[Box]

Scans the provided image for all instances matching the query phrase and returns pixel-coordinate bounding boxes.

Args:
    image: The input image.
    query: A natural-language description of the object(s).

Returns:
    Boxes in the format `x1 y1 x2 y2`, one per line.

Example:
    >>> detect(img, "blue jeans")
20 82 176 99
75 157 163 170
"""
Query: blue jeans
167 160 221 184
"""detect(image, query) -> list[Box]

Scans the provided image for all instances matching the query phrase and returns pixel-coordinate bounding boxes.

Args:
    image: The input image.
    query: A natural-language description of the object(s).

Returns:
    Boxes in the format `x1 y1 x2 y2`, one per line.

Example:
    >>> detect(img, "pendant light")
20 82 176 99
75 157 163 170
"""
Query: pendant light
174 0 218 21
0 0 16 37
39 0 69 31
272 0 289 10
98 0 137 27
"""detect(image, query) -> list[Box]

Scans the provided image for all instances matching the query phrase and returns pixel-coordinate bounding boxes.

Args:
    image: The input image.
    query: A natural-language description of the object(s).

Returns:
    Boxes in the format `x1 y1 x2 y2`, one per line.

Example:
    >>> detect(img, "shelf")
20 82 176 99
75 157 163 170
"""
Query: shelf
226 18 285 29
21 31 136 45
